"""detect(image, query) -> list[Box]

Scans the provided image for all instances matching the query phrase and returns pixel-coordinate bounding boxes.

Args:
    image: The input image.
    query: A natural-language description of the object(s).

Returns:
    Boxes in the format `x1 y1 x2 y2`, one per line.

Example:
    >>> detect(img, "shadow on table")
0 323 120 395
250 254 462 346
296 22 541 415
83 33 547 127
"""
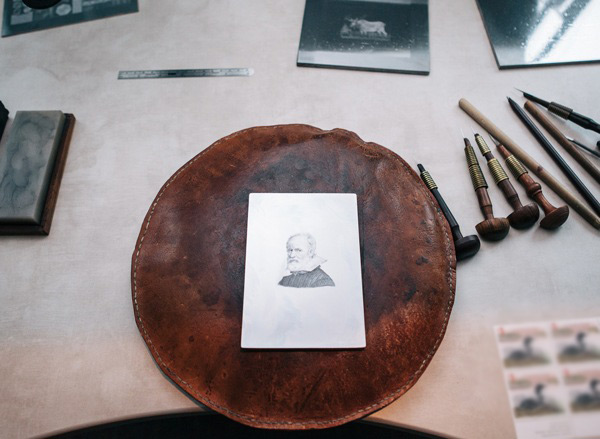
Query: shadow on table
46 411 448 439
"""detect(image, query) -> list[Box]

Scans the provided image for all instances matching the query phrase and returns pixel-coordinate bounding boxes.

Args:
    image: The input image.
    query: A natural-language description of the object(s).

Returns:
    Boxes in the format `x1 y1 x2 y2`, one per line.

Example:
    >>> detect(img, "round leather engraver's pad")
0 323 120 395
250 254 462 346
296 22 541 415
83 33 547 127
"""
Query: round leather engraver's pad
132 125 456 429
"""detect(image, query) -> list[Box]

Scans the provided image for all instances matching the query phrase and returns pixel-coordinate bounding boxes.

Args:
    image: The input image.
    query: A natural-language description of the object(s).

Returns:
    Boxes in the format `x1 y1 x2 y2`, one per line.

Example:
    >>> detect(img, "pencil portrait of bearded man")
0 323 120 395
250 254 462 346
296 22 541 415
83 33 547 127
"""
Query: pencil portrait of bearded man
278 233 335 288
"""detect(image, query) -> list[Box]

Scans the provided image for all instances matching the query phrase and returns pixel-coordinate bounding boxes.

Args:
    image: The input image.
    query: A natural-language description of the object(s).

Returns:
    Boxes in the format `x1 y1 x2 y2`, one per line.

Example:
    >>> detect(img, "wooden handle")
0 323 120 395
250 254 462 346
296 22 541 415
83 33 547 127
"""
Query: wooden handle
482 150 522 209
475 187 495 220
495 143 558 213
524 101 600 184
518 173 555 214
458 98 600 230
497 179 523 210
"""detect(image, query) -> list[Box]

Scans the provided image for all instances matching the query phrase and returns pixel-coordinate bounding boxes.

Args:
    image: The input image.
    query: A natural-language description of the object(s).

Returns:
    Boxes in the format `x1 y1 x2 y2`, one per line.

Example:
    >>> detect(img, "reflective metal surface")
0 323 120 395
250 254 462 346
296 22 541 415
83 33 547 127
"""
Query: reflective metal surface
2 0 138 37
297 0 429 75
476 0 600 68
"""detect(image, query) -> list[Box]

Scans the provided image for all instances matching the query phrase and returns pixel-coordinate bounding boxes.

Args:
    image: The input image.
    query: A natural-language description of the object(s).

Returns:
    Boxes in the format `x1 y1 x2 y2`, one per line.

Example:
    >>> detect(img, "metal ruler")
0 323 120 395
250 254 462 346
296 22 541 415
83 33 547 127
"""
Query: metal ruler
118 68 253 80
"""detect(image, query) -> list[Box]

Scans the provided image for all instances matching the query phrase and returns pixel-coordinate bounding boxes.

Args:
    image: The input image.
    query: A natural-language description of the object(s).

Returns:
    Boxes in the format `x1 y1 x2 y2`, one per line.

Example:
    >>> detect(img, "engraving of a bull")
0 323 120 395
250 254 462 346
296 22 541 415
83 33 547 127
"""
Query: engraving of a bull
348 18 388 37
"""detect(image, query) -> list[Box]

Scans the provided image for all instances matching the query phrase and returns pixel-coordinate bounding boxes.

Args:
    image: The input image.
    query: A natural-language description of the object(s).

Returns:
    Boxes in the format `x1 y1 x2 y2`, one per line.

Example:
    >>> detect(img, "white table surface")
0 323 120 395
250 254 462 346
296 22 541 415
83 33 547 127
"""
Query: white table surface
1 1 599 438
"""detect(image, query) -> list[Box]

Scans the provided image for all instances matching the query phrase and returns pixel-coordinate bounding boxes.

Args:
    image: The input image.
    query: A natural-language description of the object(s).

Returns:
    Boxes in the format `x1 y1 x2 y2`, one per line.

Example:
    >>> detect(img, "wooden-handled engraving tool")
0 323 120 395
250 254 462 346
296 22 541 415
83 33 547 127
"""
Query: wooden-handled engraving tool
508 97 600 216
516 89 600 136
418 164 480 260
524 101 600 184
458 97 600 230
492 137 569 230
463 136 510 241
473 132 539 229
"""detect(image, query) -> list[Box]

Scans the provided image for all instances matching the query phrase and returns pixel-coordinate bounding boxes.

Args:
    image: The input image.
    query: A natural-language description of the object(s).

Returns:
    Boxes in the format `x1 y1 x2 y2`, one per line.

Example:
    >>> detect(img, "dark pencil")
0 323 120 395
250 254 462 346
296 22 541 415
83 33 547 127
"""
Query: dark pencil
507 97 600 216
516 89 600 135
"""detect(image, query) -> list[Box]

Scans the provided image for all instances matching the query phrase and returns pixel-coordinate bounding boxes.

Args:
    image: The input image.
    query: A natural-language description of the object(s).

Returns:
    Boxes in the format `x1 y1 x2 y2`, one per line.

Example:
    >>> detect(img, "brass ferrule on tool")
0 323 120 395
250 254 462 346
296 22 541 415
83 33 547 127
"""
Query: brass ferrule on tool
420 170 437 191
474 134 491 155
474 134 509 184
464 142 479 167
465 142 488 190
487 158 509 184
504 154 528 179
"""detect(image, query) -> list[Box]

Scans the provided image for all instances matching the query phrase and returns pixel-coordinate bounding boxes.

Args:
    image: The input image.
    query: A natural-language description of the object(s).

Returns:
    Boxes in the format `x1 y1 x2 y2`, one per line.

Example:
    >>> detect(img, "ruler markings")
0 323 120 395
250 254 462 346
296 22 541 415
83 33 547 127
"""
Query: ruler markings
118 68 253 79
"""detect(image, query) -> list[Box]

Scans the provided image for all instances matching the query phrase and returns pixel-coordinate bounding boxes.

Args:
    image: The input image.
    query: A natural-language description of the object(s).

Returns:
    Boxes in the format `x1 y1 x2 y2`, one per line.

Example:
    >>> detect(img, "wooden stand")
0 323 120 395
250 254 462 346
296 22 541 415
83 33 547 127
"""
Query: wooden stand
0 114 75 236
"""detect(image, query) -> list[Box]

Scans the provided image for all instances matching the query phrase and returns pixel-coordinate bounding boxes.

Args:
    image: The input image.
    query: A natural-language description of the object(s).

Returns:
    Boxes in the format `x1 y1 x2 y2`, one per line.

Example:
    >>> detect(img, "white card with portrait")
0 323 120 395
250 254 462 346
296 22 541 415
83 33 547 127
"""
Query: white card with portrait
241 193 366 349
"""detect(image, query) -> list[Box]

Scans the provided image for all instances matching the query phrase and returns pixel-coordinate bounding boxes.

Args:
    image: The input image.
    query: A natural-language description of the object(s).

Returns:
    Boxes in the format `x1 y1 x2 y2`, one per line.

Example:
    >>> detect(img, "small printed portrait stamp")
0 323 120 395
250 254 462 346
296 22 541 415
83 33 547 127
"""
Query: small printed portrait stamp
552 320 600 364
508 373 565 418
497 325 551 368
563 369 600 413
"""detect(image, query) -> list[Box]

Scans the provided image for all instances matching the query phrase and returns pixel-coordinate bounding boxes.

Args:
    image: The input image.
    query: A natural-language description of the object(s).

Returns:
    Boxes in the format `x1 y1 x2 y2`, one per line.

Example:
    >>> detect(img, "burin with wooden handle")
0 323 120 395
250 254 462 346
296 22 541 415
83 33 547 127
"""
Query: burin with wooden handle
474 133 539 229
494 140 569 230
463 137 510 241
458 98 600 230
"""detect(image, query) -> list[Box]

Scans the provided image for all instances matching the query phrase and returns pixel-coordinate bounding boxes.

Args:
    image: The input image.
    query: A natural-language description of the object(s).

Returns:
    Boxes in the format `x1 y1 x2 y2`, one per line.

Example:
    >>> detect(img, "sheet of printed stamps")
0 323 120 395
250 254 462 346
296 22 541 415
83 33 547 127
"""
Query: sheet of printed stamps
553 319 600 438
495 317 600 439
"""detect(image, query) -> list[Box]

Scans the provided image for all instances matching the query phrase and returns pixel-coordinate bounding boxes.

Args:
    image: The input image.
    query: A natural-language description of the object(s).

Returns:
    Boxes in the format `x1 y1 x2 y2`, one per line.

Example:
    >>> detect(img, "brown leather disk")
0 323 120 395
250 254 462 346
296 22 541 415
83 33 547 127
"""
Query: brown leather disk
132 125 456 429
